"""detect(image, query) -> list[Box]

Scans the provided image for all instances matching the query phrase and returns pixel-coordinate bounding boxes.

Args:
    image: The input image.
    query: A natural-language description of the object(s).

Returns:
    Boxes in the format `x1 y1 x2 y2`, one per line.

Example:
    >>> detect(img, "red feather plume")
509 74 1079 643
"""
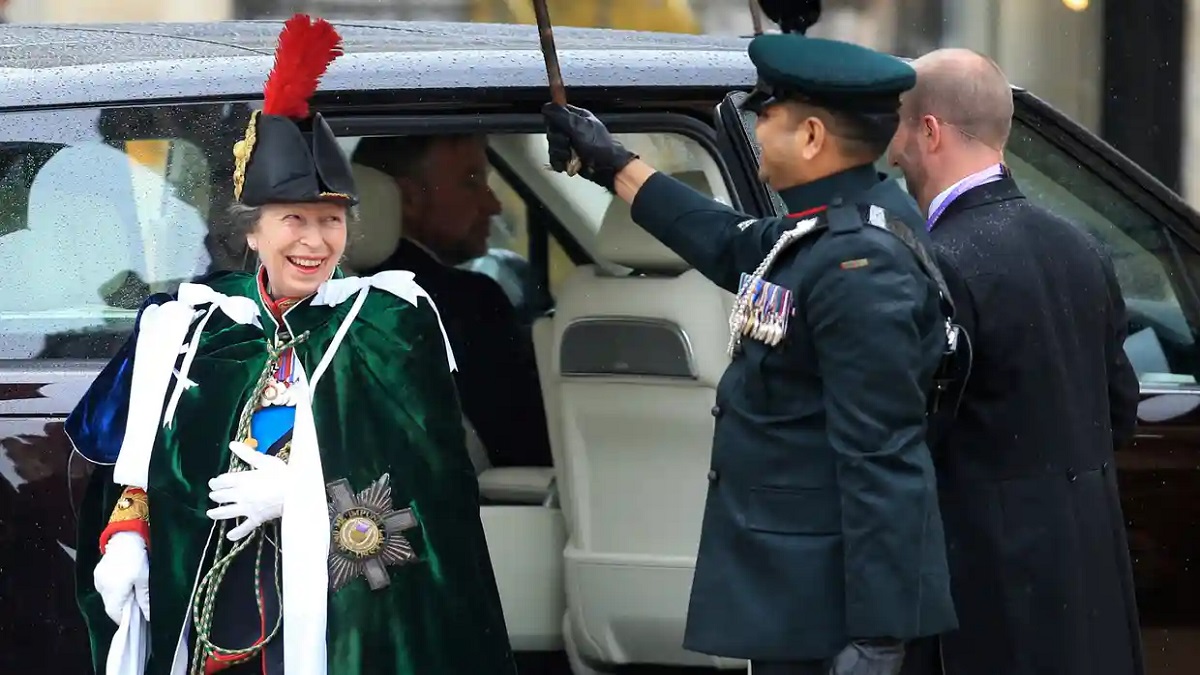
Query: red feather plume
261 14 344 120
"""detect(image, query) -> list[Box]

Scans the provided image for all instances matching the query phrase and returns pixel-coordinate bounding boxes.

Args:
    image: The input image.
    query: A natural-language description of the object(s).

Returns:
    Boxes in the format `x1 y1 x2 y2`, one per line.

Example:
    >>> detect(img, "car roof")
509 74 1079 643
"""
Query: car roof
0 20 757 110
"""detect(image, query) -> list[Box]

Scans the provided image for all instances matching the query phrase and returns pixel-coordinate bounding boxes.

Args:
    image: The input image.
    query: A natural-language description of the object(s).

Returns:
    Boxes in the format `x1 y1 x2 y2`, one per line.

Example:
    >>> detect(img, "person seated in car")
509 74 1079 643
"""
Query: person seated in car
352 134 553 470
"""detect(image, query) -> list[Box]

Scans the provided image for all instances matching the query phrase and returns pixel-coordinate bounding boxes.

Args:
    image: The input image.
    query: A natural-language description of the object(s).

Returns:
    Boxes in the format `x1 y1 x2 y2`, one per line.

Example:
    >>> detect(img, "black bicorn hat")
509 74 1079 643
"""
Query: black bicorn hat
232 14 359 207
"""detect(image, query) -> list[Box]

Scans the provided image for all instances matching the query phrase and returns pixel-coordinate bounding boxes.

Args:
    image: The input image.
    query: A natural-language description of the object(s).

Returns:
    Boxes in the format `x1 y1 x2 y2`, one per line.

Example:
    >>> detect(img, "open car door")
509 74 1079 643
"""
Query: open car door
990 91 1200 674
713 90 786 218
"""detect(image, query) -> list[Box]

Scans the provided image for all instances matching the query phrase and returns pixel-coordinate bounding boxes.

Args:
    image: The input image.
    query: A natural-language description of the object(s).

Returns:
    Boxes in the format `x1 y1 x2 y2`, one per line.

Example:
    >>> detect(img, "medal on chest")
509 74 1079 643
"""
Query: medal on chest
258 346 298 408
735 274 793 348
727 216 823 355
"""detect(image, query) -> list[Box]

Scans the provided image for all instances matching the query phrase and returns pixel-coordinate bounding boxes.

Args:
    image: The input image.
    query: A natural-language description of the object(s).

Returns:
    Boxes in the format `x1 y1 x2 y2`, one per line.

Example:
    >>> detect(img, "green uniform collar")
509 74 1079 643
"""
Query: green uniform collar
778 163 880 214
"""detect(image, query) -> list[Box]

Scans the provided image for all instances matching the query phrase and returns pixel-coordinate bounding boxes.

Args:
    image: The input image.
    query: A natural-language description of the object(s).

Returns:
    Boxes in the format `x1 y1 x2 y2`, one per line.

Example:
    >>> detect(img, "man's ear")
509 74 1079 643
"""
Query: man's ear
800 116 825 160
922 114 943 151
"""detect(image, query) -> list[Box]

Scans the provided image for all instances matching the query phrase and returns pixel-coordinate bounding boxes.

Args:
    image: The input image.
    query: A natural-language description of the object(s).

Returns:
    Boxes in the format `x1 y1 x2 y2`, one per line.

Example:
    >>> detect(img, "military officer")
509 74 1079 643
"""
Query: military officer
543 34 956 675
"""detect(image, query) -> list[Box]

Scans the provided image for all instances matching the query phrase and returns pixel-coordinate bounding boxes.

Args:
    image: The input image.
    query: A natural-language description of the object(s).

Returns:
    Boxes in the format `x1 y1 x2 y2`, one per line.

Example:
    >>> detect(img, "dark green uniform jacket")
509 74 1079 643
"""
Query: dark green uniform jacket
630 164 957 661
71 270 517 675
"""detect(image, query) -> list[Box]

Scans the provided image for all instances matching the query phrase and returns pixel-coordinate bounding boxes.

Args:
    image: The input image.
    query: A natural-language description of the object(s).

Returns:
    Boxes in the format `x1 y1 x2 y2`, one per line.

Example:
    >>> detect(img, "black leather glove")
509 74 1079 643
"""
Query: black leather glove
827 639 906 675
541 103 637 191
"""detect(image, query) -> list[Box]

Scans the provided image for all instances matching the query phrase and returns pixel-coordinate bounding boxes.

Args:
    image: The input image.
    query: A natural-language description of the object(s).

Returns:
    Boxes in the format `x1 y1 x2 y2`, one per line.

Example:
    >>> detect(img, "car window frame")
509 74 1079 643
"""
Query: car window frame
328 110 742 271
1014 90 1200 250
1011 90 1200 390
1014 93 1200 307
0 102 741 367
0 100 253 366
486 145 589 310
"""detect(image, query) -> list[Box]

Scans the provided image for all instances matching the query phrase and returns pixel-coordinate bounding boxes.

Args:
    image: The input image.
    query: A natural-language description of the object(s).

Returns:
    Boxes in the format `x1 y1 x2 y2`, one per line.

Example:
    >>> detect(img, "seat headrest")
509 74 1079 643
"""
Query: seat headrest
344 163 402 273
596 170 712 273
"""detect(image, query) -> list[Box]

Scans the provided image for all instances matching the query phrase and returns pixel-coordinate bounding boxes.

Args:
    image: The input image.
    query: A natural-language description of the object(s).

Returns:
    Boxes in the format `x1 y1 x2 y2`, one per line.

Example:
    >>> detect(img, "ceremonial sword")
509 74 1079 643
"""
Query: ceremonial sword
531 0 583 176
749 0 765 36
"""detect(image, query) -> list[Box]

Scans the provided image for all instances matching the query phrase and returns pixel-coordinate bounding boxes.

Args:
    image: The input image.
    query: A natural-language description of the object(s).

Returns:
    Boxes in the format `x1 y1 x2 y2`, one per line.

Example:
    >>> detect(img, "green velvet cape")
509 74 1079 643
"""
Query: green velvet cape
74 270 517 675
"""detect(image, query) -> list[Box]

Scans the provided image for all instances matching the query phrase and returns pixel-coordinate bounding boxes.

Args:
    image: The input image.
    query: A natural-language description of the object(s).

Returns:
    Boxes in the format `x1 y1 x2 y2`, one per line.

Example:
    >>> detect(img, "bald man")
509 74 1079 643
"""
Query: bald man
888 49 1144 675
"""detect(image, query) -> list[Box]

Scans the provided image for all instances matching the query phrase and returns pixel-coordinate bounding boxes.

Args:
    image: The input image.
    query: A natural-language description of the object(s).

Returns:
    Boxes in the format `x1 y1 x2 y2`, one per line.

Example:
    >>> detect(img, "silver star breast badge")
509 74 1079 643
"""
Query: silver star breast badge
325 473 420 592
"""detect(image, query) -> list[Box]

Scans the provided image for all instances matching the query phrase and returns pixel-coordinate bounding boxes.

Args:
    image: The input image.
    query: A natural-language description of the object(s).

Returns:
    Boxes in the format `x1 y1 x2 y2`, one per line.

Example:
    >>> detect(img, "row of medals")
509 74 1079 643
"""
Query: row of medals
259 347 296 408
737 277 793 348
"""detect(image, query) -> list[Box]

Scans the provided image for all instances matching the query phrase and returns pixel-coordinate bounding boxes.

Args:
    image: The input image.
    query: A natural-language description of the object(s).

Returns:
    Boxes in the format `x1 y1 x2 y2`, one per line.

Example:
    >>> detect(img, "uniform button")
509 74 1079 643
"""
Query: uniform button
707 469 719 483
830 196 844 207
711 404 721 417
1066 469 1078 482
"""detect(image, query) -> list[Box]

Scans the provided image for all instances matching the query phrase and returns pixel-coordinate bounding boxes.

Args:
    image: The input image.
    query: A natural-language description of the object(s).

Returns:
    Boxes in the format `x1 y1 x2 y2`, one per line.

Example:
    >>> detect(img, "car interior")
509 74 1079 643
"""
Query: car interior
2 99 1200 673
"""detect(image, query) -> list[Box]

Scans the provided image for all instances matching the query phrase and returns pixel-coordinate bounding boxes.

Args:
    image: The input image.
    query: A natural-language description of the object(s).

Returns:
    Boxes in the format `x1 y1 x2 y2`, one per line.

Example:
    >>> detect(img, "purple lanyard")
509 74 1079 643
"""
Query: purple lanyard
926 165 1005 230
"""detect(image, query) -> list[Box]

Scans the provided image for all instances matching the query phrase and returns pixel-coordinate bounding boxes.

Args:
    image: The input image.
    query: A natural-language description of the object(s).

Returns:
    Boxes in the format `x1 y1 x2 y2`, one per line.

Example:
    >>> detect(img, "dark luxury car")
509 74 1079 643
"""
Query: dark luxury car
0 18 1197 675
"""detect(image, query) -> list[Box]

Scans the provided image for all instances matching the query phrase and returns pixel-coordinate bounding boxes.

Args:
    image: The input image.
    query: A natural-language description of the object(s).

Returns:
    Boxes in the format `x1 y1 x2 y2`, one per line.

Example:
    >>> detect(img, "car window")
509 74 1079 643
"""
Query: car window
473 166 577 310
488 131 732 269
0 104 247 360
1001 124 1200 387
337 134 560 320
463 167 553 317
337 130 726 317
880 120 1200 387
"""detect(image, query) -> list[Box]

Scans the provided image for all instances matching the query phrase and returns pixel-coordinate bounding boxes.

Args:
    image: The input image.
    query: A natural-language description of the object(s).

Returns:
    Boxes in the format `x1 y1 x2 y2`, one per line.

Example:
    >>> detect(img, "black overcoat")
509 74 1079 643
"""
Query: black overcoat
929 177 1143 675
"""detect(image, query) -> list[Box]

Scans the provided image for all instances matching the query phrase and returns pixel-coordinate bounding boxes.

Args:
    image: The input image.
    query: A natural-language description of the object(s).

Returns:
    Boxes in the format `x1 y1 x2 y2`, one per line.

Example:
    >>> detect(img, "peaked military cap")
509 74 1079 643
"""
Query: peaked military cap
743 34 916 115
233 14 359 207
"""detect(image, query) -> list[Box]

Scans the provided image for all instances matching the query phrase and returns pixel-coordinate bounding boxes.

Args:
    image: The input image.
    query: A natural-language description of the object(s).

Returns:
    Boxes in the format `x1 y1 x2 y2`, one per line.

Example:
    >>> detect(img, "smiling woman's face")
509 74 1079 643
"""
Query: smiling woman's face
246 201 348 299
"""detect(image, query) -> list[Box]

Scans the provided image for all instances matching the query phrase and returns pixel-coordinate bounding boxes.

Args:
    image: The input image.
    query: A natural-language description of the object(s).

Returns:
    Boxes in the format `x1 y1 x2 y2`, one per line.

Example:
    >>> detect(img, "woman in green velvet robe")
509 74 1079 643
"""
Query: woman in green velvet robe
67 14 517 675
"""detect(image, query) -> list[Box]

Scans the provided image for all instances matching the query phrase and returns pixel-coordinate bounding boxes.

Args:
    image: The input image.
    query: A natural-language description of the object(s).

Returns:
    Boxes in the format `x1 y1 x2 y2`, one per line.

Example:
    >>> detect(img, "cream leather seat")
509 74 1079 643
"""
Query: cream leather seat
548 172 742 669
532 316 570 521
343 163 403 276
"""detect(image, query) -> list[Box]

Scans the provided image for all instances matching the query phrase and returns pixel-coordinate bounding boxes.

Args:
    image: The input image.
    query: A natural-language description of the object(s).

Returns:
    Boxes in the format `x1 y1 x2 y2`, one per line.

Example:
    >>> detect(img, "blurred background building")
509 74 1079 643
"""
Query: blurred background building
3 0 1193 204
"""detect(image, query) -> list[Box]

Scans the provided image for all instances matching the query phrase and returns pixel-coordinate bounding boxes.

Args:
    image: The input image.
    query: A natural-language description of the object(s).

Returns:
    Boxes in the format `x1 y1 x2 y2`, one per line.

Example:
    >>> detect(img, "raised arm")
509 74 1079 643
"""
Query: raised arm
543 103 790 292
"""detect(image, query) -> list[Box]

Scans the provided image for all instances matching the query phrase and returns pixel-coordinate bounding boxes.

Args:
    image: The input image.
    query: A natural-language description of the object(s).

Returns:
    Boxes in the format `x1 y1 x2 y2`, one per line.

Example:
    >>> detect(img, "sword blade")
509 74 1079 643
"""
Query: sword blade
532 0 567 106
531 0 582 175
749 0 765 36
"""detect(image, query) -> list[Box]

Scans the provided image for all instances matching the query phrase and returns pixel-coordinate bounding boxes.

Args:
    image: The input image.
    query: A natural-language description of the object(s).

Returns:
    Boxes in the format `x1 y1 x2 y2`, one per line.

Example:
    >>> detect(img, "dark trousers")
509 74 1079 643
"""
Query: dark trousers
750 637 942 675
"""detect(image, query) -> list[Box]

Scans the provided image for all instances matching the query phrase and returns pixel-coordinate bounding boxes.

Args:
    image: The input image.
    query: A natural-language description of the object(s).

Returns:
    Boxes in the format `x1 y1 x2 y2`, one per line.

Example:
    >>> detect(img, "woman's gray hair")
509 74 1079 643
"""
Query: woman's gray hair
226 201 360 237
227 202 262 238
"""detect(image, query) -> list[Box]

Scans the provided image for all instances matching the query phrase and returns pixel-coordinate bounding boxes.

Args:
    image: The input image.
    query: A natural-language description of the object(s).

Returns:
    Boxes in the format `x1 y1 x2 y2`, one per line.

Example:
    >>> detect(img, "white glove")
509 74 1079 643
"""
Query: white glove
94 531 150 623
207 441 288 541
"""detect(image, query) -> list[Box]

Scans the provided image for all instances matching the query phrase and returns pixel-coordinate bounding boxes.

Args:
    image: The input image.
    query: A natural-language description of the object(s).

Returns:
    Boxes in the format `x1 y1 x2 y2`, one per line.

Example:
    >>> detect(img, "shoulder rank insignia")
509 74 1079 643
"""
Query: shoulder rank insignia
727 216 823 355
736 219 756 231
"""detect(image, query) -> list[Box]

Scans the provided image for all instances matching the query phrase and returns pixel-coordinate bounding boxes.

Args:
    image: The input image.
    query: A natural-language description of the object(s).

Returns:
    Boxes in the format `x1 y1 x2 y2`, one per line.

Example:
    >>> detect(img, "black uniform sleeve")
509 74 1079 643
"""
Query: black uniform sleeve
630 171 793 293
1101 255 1139 450
805 230 937 639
